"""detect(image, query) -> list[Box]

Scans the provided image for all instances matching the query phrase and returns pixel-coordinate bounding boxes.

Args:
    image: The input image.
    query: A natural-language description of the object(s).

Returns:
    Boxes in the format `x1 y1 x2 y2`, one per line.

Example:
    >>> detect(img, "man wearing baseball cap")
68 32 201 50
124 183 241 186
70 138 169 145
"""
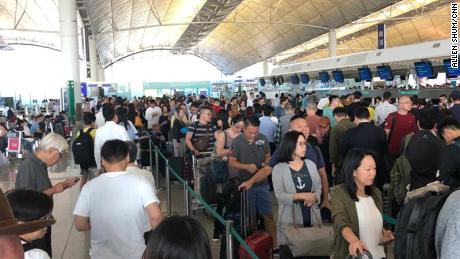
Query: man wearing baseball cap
0 188 55 259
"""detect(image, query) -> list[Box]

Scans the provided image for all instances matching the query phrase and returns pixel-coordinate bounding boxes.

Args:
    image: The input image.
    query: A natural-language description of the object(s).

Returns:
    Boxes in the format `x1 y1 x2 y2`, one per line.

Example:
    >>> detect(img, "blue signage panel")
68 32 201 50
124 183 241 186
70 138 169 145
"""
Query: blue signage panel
378 23 385 49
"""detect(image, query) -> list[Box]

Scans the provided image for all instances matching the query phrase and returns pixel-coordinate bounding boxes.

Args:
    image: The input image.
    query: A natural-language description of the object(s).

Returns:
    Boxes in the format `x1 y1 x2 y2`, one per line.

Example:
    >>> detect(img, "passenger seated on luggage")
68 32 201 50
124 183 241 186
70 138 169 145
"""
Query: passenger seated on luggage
6 189 54 259
229 115 278 249
143 216 211 259
272 131 322 259
331 149 394 259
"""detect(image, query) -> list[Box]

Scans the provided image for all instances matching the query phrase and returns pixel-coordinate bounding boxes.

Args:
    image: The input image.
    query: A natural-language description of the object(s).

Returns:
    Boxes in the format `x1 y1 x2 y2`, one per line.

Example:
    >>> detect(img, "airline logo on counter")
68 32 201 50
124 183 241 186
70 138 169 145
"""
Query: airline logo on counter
451 3 458 68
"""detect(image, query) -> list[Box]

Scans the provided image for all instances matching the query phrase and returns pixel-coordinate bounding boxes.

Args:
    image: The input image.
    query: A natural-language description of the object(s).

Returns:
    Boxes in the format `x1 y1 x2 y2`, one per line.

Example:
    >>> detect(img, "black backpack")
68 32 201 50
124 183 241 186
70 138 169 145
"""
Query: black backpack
394 189 457 259
72 128 96 168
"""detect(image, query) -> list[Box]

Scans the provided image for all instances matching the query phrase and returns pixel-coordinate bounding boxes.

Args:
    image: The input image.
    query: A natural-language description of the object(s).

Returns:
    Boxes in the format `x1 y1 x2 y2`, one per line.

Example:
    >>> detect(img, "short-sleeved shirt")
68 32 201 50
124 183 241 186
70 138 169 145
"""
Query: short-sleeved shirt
73 171 159 259
231 134 270 186
188 121 217 152
259 116 277 143
269 142 325 170
385 112 417 155
15 153 51 192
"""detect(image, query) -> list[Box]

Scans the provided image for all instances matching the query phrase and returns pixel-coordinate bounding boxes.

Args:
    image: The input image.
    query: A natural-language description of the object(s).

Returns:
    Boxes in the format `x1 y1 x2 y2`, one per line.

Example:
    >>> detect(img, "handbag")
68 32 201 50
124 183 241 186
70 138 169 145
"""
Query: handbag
345 250 373 259
281 205 334 257
191 123 210 152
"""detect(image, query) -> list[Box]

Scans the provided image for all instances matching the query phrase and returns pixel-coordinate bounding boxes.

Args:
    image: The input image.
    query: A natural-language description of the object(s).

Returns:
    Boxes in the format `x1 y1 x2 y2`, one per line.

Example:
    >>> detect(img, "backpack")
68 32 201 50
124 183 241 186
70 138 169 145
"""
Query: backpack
389 133 413 205
72 128 96 168
394 188 458 259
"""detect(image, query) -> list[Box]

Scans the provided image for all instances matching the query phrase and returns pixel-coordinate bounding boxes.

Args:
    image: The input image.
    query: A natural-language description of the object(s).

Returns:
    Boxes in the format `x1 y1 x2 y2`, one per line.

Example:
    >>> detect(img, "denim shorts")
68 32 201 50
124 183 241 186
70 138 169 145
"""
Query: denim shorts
249 184 273 217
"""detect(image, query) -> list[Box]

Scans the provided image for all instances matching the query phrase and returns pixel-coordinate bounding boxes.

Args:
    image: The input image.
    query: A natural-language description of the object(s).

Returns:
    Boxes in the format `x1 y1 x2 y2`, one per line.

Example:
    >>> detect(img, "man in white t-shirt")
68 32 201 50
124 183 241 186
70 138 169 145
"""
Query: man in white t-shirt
94 103 130 169
125 141 156 190
144 100 162 129
247 92 255 107
73 140 162 259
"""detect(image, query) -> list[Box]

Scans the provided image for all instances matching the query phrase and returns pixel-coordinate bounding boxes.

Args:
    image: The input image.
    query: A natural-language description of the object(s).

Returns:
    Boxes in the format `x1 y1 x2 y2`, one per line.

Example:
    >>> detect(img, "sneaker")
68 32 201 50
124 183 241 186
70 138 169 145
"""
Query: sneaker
212 232 220 242
272 248 280 258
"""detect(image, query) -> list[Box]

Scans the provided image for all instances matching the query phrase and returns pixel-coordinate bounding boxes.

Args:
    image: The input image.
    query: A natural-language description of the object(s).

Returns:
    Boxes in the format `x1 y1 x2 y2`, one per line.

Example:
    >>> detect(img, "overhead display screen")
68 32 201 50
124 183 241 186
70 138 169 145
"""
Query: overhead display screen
319 71 329 83
377 65 393 80
443 59 460 78
414 61 434 78
291 74 300 84
300 73 310 84
358 67 372 82
332 70 344 83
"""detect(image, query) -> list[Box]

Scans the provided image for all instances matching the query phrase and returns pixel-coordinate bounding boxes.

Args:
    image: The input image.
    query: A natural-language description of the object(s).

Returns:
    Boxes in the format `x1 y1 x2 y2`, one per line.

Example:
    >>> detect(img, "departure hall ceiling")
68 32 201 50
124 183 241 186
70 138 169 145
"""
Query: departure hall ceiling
0 0 453 74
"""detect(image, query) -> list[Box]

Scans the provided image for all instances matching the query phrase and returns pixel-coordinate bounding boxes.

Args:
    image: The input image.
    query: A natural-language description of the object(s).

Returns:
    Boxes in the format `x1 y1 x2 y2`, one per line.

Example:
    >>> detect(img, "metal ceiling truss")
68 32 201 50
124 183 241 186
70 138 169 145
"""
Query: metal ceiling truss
280 0 451 64
171 0 242 54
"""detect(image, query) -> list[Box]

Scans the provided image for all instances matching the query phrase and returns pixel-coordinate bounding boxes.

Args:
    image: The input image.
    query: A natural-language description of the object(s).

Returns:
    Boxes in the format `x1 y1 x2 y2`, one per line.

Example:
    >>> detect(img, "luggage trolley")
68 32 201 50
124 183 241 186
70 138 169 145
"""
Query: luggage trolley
191 151 215 212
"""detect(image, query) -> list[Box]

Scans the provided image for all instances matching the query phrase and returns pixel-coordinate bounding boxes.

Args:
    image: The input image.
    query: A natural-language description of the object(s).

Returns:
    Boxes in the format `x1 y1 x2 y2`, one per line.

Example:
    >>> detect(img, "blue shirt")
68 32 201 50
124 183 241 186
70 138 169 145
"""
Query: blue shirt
30 122 40 134
269 142 325 169
259 116 277 143
323 107 336 127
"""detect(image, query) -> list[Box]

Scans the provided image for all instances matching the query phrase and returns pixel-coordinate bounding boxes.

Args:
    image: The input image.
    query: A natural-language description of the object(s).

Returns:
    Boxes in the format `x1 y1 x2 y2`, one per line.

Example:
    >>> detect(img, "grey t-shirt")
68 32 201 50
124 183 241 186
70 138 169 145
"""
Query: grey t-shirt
231 134 270 186
436 190 460 259
15 153 51 192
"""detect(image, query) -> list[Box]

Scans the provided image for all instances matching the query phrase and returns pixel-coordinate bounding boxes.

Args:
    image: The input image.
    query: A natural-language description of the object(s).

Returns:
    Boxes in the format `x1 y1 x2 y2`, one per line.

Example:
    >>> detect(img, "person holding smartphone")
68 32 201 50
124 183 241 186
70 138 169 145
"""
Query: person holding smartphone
331 149 394 259
15 133 79 257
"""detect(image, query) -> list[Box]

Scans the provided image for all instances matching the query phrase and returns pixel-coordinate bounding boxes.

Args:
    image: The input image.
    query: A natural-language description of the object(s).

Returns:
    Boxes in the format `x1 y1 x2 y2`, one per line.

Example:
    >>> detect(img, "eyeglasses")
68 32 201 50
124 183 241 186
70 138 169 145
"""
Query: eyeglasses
52 148 63 159
297 141 307 147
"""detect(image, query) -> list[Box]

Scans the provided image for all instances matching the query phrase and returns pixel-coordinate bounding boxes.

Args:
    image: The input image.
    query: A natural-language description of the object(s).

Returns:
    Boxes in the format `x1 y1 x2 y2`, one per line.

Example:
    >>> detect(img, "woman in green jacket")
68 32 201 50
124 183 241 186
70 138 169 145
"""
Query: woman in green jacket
331 149 394 259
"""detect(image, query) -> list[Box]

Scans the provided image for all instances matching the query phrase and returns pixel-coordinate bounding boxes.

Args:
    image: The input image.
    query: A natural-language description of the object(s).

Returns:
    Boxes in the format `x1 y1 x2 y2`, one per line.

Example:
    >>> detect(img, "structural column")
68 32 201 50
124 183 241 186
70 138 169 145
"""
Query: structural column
263 59 269 77
328 29 337 57
59 0 81 120
88 36 98 81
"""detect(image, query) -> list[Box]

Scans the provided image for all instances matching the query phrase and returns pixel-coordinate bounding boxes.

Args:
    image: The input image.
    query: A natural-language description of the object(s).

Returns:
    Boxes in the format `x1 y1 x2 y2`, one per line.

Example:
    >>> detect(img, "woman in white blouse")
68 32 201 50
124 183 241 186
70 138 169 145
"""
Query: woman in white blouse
331 149 394 259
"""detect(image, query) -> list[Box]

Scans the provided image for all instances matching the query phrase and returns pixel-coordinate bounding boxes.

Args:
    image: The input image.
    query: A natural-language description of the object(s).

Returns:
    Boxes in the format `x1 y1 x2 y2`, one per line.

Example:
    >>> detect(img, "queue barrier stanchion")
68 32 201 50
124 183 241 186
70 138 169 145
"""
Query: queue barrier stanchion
148 135 153 175
184 180 190 216
154 147 160 190
155 149 258 259
155 146 164 190
165 158 172 216
226 220 234 259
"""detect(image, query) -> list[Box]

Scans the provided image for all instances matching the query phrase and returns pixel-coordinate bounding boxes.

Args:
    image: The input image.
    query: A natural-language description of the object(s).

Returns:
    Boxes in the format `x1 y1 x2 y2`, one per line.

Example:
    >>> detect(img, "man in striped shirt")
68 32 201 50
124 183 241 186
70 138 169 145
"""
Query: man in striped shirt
185 106 218 155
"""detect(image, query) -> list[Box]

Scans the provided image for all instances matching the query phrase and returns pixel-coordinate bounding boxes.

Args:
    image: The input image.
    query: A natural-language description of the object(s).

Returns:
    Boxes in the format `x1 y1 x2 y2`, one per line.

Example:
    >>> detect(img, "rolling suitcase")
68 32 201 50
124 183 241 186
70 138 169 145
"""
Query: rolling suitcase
239 190 273 259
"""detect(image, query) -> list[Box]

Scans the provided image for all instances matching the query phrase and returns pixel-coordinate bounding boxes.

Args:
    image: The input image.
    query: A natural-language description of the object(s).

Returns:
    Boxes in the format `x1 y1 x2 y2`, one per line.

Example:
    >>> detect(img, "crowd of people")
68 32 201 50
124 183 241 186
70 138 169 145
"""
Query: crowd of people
0 88 459 259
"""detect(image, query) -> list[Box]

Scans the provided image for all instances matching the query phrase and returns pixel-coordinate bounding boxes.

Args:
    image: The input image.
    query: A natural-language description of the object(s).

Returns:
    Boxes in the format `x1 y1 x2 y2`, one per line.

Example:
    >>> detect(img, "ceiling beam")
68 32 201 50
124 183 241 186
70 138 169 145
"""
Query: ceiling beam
171 0 243 54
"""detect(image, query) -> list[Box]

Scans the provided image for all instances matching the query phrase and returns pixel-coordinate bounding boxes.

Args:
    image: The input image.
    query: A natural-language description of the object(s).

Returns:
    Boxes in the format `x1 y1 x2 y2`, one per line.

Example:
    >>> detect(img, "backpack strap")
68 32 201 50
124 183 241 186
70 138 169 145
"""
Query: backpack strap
86 127 94 135
406 198 423 258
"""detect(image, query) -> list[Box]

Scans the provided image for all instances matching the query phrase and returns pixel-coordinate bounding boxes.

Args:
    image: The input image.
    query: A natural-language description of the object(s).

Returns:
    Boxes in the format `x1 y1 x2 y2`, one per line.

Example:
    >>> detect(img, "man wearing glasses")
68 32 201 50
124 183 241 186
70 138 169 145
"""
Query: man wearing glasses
15 133 79 256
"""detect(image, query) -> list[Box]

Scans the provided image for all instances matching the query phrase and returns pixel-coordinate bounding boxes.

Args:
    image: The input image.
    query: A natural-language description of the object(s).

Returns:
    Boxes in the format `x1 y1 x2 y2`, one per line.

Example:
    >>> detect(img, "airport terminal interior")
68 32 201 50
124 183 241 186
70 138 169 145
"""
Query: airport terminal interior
0 0 459 258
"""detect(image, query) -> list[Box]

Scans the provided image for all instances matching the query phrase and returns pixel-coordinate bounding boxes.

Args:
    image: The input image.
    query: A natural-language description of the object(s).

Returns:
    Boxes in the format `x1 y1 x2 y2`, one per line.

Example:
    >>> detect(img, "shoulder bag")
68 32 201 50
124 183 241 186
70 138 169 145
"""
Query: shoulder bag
191 122 210 152
281 205 334 257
